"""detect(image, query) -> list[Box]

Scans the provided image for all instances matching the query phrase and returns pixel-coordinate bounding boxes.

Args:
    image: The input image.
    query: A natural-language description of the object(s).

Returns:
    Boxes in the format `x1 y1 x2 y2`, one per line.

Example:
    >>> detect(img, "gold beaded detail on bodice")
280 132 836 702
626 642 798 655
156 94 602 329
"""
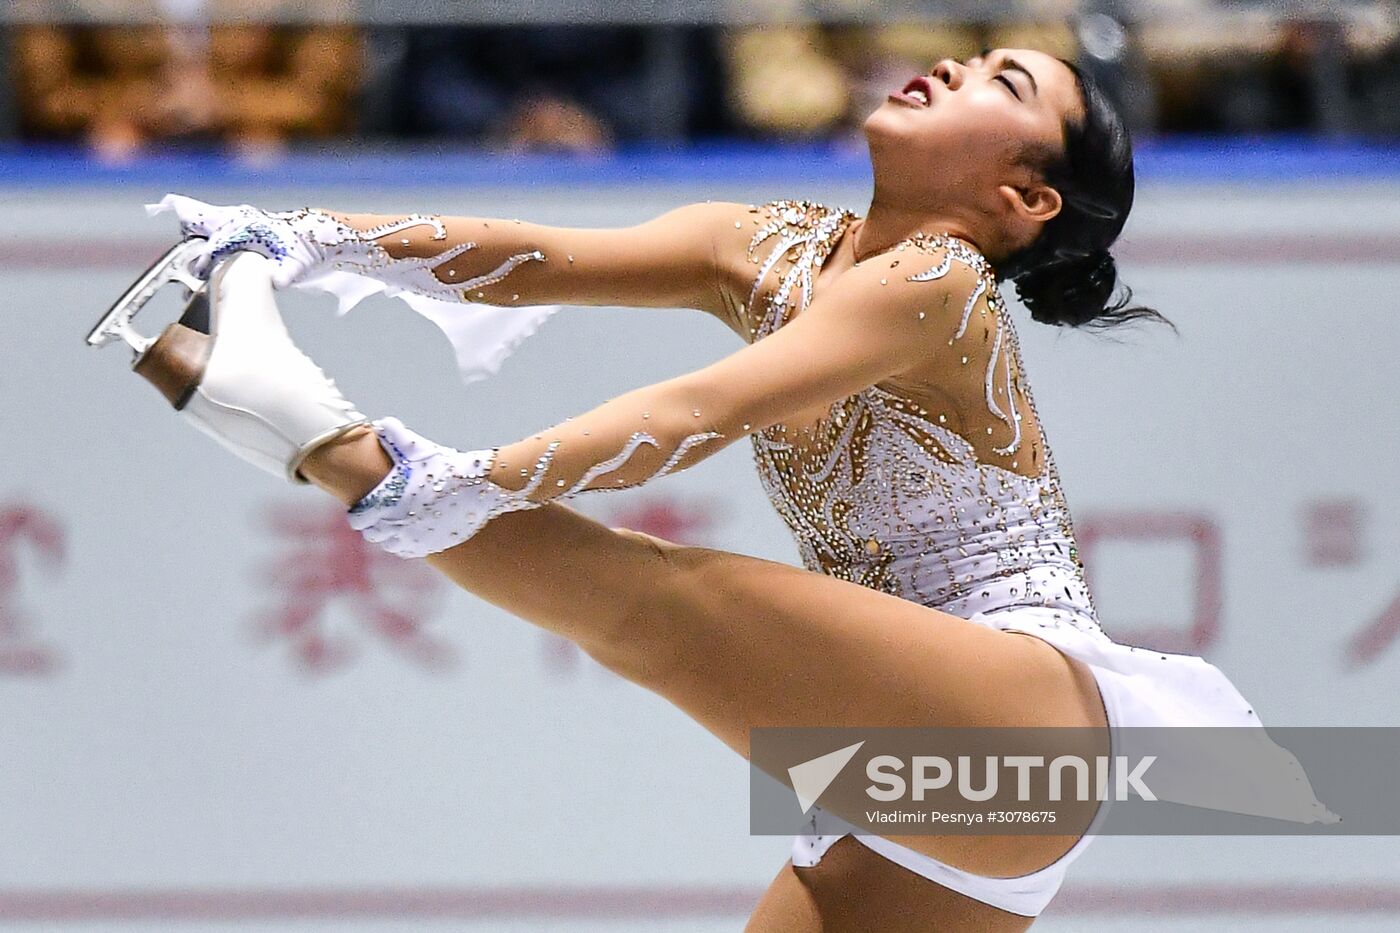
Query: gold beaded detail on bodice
745 200 1099 626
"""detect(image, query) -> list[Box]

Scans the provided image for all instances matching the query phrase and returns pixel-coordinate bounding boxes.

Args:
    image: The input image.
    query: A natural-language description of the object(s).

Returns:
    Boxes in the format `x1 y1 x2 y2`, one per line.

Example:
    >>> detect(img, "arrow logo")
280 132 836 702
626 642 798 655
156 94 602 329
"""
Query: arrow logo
787 741 865 814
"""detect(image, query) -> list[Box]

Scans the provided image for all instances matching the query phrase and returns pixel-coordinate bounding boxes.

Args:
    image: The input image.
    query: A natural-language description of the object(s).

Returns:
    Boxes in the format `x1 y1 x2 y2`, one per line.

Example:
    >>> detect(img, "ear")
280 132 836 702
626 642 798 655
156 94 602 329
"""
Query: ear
998 183 1063 225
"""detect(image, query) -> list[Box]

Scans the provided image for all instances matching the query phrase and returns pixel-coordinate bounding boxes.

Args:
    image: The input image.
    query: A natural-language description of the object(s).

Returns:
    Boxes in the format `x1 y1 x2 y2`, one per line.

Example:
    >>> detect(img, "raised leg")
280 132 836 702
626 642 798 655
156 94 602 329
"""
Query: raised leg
302 431 1108 884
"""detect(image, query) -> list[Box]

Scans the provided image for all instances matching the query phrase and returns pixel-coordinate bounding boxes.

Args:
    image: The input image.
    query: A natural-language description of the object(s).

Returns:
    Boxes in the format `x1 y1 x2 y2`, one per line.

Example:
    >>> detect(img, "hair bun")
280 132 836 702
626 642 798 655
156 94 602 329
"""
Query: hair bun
994 63 1170 333
1012 249 1117 328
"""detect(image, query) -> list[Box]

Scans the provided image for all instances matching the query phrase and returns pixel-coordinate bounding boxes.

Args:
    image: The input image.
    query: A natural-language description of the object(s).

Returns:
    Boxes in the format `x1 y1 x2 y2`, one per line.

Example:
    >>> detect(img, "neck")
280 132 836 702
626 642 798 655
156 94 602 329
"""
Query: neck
854 190 987 263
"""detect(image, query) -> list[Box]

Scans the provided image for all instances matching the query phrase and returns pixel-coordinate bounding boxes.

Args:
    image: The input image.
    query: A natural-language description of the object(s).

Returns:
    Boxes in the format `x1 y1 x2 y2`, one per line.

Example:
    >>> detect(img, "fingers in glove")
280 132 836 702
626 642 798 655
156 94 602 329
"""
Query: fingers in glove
191 218 294 279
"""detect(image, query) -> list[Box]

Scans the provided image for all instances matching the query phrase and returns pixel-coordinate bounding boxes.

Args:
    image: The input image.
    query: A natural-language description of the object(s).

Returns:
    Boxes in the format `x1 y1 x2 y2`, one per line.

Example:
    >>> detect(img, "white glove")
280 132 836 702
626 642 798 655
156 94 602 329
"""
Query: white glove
347 417 526 559
146 194 353 288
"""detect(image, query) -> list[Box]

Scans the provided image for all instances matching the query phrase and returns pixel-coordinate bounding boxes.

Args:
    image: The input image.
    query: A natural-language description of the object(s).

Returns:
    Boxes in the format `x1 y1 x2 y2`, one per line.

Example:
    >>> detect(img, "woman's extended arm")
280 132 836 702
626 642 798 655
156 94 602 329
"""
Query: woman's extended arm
326 202 743 315
155 194 752 319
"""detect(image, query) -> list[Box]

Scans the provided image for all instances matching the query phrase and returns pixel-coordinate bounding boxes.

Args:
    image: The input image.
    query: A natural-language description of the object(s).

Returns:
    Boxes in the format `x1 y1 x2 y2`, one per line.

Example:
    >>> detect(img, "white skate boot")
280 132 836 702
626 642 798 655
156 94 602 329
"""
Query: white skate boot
89 246 369 483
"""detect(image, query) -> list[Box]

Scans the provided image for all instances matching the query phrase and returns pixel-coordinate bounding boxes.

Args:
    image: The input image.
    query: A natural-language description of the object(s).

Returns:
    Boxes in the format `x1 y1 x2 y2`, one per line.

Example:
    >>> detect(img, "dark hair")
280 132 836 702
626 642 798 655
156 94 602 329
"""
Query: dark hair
999 61 1172 333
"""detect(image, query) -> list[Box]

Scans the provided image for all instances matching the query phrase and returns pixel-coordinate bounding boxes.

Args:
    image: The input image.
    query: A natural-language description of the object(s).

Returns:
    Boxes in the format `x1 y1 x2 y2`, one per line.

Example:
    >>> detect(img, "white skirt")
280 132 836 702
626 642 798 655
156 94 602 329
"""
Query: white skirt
980 606 1337 824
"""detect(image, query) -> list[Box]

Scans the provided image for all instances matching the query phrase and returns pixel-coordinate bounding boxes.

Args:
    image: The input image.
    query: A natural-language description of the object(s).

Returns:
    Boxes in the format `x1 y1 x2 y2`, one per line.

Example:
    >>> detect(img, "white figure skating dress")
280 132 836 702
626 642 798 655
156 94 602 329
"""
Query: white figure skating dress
728 201 1333 916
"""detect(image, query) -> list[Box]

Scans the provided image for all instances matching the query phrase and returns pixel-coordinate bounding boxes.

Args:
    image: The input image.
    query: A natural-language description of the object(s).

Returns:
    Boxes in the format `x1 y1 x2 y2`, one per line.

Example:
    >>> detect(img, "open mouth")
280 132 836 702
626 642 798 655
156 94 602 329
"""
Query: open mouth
894 75 935 107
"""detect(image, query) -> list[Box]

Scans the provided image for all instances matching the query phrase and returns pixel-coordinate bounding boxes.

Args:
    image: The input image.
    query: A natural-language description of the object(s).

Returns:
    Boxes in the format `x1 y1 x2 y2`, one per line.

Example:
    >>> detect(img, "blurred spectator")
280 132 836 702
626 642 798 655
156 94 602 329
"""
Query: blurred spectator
724 25 851 139
361 25 732 152
1141 14 1307 133
11 0 361 161
1138 7 1399 135
1339 7 1400 135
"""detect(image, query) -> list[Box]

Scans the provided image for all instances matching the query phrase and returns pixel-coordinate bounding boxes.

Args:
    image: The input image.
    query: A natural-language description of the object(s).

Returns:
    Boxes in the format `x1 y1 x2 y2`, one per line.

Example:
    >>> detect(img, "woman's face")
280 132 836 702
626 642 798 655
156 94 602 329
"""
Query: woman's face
864 48 1084 207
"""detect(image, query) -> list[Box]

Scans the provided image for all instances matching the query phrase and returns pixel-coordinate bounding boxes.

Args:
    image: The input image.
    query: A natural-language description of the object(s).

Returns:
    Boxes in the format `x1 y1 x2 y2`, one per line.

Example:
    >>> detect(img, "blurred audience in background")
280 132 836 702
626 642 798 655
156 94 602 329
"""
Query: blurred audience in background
3 1 1399 156
357 25 731 152
10 0 359 162
1139 7 1400 134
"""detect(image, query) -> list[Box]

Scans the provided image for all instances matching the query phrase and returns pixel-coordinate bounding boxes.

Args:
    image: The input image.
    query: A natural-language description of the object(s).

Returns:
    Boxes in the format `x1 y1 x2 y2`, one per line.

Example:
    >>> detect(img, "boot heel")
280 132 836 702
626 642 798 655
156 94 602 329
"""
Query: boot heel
132 322 211 410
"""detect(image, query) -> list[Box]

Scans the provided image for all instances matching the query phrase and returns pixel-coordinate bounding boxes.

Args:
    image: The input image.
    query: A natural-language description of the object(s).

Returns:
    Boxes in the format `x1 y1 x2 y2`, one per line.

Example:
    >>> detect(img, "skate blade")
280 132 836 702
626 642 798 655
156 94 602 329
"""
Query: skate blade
86 239 209 354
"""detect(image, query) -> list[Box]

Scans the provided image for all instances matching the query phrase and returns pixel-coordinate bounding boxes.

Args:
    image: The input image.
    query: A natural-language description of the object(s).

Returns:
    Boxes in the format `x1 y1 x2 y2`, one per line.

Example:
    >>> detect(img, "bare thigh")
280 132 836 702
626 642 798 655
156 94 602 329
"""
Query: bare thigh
745 838 1036 933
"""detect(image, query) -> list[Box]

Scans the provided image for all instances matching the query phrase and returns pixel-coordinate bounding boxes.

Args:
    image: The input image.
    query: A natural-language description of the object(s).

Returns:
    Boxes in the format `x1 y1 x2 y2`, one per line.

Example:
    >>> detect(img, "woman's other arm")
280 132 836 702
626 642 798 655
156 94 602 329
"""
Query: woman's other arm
482 239 982 500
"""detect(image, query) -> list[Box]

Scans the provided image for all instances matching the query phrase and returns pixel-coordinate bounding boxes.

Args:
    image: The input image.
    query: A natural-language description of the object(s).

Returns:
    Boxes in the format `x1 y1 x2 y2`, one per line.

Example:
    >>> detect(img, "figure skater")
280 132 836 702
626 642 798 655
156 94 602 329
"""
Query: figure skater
92 49 1333 931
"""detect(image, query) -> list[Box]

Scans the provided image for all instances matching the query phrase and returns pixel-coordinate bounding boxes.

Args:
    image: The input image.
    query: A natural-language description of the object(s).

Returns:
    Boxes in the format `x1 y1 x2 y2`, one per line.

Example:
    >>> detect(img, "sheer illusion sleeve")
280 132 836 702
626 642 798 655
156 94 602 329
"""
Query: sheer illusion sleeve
151 194 765 383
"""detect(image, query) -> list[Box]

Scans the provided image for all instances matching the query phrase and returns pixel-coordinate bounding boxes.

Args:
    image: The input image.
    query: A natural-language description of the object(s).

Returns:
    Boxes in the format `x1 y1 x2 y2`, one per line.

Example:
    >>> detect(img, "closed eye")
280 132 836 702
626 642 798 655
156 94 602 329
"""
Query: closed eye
994 73 1022 100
